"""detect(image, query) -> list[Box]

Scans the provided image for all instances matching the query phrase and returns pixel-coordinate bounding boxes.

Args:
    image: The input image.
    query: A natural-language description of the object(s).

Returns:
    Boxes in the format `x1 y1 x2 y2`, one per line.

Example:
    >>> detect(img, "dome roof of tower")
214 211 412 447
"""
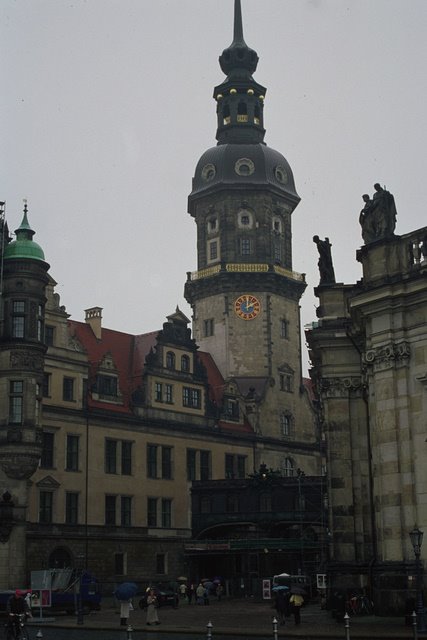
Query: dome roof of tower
189 143 299 203
4 207 46 262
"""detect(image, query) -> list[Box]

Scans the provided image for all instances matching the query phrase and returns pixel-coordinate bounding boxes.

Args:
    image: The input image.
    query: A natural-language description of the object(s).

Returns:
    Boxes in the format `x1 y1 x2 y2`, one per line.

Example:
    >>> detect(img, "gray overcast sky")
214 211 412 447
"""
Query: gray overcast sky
1 0 426 373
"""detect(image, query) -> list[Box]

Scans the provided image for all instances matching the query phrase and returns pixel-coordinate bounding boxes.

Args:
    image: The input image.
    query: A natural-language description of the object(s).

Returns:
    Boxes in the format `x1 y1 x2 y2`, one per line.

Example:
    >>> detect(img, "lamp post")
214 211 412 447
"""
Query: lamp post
409 526 426 633
297 468 305 574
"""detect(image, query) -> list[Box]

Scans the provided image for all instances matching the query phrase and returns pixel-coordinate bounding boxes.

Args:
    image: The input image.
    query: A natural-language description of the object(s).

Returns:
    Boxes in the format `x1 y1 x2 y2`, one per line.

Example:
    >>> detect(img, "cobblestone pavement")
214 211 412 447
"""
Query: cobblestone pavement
27 597 419 639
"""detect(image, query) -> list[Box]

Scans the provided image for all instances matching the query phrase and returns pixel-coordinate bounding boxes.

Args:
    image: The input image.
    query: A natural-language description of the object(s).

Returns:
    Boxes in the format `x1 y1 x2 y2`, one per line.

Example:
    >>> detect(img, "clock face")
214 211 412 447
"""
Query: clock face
234 294 261 320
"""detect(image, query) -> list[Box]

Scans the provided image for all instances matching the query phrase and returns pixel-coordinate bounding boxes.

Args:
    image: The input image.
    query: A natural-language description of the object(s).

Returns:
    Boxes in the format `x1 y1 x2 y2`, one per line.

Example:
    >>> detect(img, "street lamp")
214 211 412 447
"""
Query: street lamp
409 526 426 633
297 468 305 575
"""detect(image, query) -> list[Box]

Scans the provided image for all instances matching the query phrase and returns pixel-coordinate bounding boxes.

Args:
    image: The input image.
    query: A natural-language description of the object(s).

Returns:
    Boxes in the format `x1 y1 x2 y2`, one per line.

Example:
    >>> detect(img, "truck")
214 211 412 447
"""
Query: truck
0 569 101 615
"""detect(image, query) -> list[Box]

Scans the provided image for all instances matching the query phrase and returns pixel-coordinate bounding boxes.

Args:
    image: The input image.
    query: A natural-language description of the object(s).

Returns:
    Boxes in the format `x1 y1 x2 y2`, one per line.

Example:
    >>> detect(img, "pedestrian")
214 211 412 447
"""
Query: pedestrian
188 584 195 604
289 592 304 625
274 590 289 624
119 599 132 626
146 589 160 625
196 583 205 605
215 584 223 601
179 583 187 600
203 585 210 605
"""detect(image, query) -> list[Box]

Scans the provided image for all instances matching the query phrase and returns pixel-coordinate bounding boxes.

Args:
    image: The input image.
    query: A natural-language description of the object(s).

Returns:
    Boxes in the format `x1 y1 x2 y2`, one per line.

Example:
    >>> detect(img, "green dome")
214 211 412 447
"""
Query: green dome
4 206 46 262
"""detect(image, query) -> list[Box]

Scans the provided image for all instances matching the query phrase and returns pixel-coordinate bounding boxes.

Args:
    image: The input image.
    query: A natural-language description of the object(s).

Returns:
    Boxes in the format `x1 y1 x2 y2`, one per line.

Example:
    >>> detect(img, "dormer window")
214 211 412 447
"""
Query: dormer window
96 374 118 397
166 351 176 370
181 355 190 372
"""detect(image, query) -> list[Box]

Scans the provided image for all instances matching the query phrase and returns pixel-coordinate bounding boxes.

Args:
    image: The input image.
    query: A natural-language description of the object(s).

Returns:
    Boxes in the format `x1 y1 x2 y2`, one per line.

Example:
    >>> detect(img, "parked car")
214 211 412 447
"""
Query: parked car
138 587 176 609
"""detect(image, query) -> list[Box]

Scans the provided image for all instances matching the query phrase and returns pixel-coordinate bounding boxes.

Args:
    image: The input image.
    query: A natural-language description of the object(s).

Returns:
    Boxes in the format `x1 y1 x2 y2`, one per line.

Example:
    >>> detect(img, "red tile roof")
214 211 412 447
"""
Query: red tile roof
68 320 158 413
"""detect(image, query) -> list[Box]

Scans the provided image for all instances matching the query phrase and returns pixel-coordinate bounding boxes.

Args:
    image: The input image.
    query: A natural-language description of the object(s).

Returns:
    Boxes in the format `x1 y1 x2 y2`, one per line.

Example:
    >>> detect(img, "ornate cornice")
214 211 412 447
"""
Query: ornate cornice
363 341 410 372
319 376 363 398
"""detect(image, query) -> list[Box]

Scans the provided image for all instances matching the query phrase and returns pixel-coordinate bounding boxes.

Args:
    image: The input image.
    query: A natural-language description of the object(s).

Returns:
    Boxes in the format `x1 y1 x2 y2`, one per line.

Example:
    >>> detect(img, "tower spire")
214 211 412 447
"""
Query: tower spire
219 0 258 80
233 0 244 44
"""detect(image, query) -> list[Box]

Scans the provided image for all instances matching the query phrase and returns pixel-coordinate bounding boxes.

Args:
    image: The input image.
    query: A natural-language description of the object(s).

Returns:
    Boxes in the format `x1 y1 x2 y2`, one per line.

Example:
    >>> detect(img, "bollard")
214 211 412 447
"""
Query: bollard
412 611 418 640
344 612 350 640
36 631 43 640
272 616 278 640
126 624 133 640
206 620 213 640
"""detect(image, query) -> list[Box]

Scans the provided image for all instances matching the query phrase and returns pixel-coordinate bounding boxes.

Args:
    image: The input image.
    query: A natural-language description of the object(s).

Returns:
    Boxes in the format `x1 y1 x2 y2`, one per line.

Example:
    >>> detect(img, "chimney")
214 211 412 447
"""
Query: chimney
85 307 103 339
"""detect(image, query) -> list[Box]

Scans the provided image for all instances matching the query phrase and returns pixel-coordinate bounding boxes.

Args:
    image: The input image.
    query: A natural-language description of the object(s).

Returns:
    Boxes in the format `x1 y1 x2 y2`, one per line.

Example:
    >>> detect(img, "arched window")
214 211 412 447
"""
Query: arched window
166 351 175 370
223 103 231 125
280 412 292 437
282 458 294 477
181 355 190 372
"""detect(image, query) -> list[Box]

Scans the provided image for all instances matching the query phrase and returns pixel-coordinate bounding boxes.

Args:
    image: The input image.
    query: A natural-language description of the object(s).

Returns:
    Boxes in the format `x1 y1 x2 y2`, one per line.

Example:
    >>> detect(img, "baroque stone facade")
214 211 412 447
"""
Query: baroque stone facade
306 226 427 613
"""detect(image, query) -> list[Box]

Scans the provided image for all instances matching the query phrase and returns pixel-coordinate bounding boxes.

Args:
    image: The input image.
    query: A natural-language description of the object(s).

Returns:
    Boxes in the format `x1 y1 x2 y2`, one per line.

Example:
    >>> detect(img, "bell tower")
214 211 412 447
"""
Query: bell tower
185 0 306 391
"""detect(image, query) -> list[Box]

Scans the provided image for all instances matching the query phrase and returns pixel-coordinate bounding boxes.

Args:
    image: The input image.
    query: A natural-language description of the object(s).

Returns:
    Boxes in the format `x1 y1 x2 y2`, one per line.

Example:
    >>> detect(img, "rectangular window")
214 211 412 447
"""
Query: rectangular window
12 315 25 338
209 240 218 260
66 435 79 471
147 444 158 478
200 450 211 481
183 387 201 409
274 240 281 262
41 432 54 468
105 439 117 474
65 492 79 524
155 382 162 402
147 497 157 527
161 499 172 528
165 384 173 404
187 449 196 481
203 319 214 337
281 319 289 339
225 398 239 420
39 491 53 524
12 301 25 338
63 377 75 401
121 441 132 475
237 455 246 479
240 238 252 255
42 372 51 398
156 553 166 575
45 325 55 346
114 552 126 575
97 374 118 397
105 495 116 525
9 380 23 424
161 446 172 480
225 454 246 479
280 374 293 392
121 496 132 527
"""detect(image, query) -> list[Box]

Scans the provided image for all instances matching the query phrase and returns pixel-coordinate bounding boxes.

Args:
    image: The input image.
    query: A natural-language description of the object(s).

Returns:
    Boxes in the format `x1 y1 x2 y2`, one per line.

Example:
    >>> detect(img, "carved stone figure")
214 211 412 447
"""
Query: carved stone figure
313 235 336 284
359 183 397 243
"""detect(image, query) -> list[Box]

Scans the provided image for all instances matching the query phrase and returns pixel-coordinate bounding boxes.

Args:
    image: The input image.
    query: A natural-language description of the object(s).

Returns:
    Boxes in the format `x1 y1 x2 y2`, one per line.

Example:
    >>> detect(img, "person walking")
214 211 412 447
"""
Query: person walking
196 583 205 605
146 589 160 625
289 592 304 625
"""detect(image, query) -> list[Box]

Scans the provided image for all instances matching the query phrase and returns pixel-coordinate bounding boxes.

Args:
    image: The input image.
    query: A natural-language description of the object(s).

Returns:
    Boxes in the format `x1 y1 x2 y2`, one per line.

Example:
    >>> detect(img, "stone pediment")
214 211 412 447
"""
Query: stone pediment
278 363 294 374
36 475 60 489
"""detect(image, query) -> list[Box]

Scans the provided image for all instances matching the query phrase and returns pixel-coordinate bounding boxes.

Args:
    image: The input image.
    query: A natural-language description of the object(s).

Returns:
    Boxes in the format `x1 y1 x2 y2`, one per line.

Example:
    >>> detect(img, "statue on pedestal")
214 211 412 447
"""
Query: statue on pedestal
359 183 397 244
313 235 336 285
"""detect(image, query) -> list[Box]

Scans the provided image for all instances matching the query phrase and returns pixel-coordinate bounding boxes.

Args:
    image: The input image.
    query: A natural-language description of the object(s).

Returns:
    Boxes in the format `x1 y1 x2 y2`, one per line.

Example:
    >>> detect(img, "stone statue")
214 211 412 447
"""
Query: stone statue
359 183 397 243
313 235 336 285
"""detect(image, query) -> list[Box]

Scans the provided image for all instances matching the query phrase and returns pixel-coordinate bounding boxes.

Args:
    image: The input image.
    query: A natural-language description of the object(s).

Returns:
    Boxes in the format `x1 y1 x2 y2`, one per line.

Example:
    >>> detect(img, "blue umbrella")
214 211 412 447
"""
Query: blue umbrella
115 582 138 600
